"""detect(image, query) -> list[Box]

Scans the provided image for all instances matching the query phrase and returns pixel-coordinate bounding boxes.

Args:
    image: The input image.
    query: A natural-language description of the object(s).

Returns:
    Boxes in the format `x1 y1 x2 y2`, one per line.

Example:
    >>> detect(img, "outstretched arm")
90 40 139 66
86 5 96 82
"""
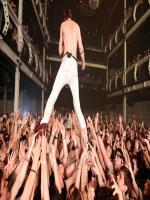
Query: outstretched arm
10 134 37 200
20 138 41 200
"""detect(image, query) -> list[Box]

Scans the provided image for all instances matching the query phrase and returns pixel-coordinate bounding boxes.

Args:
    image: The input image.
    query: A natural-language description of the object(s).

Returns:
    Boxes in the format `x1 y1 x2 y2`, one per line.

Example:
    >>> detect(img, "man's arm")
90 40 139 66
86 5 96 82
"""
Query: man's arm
77 25 85 70
59 23 63 56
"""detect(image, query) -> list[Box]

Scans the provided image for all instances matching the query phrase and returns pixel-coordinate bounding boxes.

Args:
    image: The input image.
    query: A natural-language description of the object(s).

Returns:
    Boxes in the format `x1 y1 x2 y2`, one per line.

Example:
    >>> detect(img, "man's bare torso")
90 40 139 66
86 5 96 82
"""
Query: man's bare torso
60 19 80 58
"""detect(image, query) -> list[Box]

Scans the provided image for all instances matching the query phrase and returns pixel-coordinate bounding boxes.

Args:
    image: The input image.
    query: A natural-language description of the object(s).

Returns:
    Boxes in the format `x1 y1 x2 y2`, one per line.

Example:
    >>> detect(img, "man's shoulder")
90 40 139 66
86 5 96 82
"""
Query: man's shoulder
62 19 79 28
72 20 80 28
61 21 65 27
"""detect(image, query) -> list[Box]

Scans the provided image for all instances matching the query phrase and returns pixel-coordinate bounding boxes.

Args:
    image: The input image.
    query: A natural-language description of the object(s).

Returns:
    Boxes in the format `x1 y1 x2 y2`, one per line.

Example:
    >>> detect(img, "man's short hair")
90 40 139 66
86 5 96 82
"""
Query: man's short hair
64 8 72 20
114 148 125 163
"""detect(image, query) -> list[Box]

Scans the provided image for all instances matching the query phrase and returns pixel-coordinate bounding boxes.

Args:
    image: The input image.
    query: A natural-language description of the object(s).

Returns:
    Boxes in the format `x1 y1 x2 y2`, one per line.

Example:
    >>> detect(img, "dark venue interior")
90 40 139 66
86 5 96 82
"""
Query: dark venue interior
0 0 150 200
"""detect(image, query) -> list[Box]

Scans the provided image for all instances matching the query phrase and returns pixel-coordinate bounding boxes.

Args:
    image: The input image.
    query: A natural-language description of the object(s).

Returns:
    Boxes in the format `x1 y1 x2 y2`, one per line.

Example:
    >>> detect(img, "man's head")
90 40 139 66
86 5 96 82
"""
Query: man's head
113 148 125 170
64 8 72 20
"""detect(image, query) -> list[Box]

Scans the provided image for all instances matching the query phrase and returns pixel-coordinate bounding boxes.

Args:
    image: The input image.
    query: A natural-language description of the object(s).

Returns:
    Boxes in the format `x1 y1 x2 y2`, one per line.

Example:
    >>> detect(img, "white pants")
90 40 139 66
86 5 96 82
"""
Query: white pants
41 55 86 129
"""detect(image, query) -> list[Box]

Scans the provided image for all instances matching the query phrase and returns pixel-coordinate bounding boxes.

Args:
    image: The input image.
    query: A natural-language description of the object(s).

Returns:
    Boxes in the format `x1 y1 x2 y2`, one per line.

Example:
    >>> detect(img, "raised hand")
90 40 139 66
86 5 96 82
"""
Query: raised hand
87 116 95 132
52 119 58 135
30 132 37 147
4 151 17 178
32 137 41 163
88 143 96 156
14 109 21 121
72 131 78 147
111 175 123 200
41 133 47 154
94 113 99 132
30 119 36 132
19 141 26 161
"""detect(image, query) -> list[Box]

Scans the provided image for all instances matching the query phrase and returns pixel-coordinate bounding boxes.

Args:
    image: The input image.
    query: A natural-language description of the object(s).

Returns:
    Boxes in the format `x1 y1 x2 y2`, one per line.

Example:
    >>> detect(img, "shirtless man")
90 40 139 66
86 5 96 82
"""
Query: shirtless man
39 8 87 143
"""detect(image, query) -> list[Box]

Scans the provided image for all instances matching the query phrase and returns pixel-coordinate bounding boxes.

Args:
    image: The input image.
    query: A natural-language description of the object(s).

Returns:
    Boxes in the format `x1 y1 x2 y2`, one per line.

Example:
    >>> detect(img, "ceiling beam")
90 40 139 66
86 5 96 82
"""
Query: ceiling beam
0 38 44 88
47 56 106 69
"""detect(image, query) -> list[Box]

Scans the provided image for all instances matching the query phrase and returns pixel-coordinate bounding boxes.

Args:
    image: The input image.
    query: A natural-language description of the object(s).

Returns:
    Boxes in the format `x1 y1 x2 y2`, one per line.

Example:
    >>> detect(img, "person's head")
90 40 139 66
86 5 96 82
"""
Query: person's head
70 187 82 200
63 8 72 20
131 156 139 176
113 148 125 170
95 186 118 200
116 166 133 196
115 131 120 141
126 139 132 151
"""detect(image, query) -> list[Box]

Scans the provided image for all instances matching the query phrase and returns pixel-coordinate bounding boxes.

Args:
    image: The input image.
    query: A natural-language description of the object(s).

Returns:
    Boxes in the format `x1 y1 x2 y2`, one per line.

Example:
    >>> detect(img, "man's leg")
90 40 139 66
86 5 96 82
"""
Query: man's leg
40 66 66 127
69 76 88 145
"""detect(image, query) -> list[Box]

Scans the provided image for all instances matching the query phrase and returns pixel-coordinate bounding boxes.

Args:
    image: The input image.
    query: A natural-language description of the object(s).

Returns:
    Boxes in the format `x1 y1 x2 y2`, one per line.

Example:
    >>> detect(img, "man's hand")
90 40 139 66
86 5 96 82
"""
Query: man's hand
81 62 85 70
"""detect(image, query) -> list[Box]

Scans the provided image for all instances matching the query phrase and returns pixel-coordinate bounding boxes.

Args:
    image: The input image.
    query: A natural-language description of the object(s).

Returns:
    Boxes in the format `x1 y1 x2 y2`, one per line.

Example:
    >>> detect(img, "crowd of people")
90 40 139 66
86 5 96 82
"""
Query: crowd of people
0 110 149 200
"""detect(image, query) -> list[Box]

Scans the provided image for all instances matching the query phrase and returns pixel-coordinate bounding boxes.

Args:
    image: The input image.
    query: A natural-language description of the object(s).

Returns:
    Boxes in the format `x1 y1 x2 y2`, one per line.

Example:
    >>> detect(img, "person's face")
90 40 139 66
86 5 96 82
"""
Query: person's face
130 130 135 140
116 171 127 192
114 155 123 170
143 180 150 196
126 140 131 151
